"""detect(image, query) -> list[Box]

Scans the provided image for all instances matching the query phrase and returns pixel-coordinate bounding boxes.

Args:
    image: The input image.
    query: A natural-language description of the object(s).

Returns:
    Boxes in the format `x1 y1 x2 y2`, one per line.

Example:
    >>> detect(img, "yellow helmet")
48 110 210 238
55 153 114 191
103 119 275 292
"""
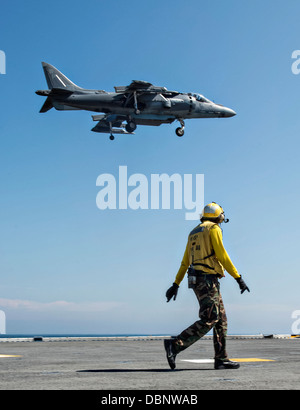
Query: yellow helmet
201 202 228 223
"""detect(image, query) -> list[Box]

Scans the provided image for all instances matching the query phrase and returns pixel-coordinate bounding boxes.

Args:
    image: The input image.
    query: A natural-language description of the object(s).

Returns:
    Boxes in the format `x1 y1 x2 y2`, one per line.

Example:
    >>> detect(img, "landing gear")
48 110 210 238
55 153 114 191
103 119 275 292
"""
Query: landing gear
133 92 140 115
176 127 184 137
108 122 115 140
175 119 185 137
125 120 137 133
108 119 137 140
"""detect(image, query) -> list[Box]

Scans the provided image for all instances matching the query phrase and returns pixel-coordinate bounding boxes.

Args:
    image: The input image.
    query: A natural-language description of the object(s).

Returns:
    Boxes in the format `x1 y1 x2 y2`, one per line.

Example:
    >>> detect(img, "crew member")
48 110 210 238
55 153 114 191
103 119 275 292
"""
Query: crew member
164 202 249 370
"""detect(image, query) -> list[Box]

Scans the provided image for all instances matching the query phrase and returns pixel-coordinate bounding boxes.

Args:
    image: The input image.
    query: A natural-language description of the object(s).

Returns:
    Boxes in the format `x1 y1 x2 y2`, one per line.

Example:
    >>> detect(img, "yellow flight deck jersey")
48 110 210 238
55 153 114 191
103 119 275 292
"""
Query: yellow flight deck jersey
174 222 240 286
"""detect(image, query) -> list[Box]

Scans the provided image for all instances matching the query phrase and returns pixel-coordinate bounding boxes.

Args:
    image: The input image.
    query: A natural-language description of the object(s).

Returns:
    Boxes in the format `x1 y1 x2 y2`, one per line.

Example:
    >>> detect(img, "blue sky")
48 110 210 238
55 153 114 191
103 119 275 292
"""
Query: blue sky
0 0 300 335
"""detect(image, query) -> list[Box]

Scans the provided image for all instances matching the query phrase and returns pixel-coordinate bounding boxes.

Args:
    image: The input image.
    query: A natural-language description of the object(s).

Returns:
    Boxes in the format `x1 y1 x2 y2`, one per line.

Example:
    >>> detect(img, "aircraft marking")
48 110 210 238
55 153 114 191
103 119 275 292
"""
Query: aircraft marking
0 354 22 358
56 74 66 87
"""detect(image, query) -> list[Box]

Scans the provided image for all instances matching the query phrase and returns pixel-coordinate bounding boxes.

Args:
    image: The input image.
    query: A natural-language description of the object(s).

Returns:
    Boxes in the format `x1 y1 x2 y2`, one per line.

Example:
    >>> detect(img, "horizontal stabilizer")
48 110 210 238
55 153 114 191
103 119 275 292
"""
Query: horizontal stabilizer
39 97 53 113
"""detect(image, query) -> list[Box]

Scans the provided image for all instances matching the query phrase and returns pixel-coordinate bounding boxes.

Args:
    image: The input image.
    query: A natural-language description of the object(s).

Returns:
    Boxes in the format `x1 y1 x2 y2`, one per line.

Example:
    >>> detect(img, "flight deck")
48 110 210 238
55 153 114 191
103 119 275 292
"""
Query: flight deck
0 335 299 390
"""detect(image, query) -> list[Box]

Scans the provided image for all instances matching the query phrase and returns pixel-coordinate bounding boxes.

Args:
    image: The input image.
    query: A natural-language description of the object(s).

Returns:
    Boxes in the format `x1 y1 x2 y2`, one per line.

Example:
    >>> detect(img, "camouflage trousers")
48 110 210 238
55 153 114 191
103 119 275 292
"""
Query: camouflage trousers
174 275 229 360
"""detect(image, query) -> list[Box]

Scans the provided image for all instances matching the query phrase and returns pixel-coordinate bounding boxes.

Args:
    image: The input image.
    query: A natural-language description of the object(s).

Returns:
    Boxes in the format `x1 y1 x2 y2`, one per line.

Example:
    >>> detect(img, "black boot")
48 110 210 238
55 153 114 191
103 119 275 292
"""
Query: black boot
164 339 177 370
214 359 240 369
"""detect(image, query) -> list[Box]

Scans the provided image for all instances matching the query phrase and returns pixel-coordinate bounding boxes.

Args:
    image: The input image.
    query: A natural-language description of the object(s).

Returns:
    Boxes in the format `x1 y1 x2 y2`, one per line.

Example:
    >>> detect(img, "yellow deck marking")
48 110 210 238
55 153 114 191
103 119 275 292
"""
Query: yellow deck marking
0 354 22 358
231 358 275 362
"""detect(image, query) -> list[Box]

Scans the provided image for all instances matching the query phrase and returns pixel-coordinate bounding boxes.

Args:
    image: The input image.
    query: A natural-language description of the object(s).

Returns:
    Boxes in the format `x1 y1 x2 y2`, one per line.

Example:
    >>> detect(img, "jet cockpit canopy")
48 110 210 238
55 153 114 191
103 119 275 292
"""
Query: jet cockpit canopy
189 93 211 103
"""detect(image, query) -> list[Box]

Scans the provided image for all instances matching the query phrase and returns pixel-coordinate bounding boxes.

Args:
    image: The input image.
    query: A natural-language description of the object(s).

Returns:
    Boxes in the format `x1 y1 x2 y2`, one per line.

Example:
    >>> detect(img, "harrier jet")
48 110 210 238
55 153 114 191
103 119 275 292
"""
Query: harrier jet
36 62 236 140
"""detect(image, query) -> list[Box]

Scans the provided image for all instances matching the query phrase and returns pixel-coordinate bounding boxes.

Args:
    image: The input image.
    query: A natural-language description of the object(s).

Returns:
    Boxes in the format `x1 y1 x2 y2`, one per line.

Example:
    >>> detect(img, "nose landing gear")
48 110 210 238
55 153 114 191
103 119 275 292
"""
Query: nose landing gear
175 119 185 137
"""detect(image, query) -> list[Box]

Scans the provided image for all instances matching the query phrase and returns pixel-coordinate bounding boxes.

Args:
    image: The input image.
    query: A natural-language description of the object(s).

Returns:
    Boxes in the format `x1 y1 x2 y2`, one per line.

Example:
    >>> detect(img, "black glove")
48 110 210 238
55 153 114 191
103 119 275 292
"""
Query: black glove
235 275 250 294
166 283 179 302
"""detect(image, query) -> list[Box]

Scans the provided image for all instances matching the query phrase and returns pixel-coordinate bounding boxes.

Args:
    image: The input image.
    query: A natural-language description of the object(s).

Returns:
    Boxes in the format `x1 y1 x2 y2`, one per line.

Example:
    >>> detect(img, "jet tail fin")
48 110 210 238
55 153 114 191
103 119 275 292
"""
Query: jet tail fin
41 62 83 91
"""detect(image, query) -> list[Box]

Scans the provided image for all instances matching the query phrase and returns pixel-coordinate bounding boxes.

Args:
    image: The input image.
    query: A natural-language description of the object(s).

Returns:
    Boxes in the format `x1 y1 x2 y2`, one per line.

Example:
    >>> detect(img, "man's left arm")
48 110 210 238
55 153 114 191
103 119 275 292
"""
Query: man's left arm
210 225 249 293
209 225 240 279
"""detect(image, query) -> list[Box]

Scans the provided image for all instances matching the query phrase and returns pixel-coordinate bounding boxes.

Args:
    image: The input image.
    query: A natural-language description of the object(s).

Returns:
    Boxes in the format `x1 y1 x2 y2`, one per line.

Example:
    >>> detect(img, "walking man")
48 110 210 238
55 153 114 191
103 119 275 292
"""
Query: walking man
164 202 249 370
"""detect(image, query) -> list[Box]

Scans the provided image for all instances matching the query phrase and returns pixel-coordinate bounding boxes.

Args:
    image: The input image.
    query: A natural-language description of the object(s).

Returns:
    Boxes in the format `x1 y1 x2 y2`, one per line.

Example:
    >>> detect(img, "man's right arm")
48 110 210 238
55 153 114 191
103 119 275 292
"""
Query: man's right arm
174 242 190 286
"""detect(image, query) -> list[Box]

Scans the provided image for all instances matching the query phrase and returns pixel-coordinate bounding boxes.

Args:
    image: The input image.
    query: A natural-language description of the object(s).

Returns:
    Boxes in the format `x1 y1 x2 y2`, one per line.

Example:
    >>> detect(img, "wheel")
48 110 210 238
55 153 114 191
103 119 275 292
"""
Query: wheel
125 121 137 133
176 127 184 137
109 135 115 140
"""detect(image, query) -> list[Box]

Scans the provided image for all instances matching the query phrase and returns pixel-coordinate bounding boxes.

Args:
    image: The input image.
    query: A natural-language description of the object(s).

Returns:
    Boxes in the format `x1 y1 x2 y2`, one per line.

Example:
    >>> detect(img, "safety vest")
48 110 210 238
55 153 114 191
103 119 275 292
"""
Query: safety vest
188 221 225 276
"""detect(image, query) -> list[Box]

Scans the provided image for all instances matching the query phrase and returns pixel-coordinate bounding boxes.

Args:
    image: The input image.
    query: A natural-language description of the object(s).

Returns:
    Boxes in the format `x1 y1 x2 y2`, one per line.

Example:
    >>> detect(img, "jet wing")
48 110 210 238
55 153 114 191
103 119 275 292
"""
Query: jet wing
114 80 156 93
114 80 179 96
91 114 133 134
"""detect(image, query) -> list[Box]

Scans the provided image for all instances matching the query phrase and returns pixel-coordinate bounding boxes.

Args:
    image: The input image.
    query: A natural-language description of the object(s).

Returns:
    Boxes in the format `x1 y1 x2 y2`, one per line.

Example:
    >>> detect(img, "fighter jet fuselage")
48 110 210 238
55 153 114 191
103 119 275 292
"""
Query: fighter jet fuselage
36 62 236 140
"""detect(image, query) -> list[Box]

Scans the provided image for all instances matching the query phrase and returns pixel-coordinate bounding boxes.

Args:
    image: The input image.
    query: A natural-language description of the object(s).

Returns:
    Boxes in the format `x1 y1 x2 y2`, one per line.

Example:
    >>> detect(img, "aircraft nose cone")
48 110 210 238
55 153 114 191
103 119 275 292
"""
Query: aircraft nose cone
224 107 236 117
